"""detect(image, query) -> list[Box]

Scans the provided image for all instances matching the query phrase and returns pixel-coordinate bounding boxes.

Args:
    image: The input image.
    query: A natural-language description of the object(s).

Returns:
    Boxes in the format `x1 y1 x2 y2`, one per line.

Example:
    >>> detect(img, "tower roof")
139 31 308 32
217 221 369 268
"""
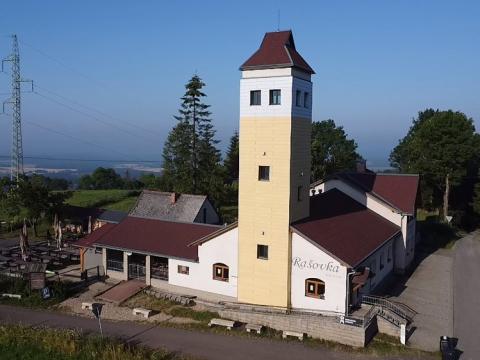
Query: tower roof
240 30 315 74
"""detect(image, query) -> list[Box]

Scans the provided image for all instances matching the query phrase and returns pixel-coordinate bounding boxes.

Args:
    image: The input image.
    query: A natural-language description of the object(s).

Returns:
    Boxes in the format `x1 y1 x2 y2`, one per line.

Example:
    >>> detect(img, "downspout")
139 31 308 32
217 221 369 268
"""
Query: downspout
345 269 356 316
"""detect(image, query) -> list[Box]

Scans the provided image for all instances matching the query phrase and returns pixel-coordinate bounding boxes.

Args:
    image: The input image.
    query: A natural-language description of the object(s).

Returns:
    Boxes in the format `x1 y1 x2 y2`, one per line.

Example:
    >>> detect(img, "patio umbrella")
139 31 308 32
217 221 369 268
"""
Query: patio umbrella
88 216 92 234
53 213 58 240
57 221 63 250
20 219 29 261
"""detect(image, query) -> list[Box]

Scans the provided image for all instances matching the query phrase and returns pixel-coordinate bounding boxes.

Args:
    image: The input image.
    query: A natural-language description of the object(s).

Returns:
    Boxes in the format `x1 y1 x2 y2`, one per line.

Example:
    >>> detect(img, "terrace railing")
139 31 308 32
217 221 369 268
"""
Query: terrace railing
361 295 416 324
106 259 123 272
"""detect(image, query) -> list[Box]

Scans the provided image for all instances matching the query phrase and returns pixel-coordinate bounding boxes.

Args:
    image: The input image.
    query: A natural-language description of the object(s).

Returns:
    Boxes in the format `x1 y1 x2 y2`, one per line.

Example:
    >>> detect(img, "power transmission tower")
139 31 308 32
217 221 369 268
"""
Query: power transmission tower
2 34 33 183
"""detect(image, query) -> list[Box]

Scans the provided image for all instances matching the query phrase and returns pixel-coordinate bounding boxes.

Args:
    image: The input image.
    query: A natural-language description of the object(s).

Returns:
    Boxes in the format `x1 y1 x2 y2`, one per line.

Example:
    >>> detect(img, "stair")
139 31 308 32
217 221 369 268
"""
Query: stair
362 295 415 328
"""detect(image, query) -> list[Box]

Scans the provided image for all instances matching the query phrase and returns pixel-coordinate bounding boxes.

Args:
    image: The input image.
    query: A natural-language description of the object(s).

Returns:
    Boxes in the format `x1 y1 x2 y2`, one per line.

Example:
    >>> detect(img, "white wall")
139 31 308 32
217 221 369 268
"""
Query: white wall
311 180 416 274
291 232 347 314
167 227 238 298
84 248 102 269
357 235 397 294
312 180 402 227
240 72 312 119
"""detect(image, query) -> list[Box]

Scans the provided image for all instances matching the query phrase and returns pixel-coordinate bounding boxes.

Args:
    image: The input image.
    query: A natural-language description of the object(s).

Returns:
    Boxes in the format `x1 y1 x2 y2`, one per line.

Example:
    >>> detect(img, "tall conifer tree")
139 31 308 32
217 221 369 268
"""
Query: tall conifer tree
162 75 223 200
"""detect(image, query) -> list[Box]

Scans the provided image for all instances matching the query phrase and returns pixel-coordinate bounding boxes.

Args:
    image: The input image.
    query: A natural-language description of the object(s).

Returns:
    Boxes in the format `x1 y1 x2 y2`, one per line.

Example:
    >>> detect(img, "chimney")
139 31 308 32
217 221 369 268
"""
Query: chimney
356 159 367 173
170 192 180 204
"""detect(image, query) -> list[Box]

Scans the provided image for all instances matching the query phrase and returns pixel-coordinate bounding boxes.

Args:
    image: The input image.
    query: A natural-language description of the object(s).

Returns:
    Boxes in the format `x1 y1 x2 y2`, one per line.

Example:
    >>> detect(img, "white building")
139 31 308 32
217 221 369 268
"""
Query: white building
77 30 419 317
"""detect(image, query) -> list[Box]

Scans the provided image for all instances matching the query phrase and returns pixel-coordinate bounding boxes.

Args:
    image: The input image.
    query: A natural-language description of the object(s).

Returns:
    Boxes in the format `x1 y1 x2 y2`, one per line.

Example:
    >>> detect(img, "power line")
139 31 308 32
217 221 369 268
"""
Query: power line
18 39 110 90
23 119 131 158
34 83 163 138
30 90 161 144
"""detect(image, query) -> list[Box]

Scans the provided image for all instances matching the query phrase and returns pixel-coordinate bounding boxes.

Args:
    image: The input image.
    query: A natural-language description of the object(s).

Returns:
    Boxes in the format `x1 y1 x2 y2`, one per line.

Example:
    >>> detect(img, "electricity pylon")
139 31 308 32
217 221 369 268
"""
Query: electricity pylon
2 34 32 183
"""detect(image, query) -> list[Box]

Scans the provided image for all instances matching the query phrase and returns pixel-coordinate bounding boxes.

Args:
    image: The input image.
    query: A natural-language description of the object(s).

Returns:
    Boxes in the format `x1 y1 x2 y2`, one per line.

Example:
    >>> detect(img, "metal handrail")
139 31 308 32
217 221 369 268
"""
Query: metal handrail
362 305 378 327
106 259 123 272
361 295 415 323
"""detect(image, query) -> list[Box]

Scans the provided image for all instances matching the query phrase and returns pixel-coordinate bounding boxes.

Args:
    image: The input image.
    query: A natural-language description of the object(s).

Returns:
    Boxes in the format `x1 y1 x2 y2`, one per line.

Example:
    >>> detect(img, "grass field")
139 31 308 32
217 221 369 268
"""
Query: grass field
65 190 140 212
0 324 190 360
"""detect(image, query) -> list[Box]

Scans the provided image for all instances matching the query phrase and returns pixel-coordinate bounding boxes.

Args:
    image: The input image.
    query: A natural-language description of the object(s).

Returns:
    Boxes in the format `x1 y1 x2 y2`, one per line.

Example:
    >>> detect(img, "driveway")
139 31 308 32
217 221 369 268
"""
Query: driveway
0 305 427 360
387 247 454 351
453 230 480 359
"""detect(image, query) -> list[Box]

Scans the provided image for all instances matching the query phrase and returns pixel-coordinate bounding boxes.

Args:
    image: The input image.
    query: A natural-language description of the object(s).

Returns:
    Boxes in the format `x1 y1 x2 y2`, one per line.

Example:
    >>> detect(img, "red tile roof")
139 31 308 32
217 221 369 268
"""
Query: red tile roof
292 189 400 267
240 30 314 74
92 216 221 261
73 223 116 248
336 173 419 214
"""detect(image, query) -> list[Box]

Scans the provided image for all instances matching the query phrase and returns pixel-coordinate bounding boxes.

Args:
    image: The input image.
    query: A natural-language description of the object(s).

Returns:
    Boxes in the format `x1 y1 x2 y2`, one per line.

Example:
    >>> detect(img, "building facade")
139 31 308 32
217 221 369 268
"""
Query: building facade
78 30 419 317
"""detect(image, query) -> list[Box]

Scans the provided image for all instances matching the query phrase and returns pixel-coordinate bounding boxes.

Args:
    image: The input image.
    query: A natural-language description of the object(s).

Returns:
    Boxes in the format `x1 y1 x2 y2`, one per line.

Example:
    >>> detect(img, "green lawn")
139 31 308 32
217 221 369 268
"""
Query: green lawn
0 324 189 360
65 190 139 212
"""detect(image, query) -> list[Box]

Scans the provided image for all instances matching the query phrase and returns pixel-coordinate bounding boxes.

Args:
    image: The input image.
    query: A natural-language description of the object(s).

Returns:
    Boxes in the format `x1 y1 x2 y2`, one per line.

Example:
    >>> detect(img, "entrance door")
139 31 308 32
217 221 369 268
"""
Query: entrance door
128 253 146 280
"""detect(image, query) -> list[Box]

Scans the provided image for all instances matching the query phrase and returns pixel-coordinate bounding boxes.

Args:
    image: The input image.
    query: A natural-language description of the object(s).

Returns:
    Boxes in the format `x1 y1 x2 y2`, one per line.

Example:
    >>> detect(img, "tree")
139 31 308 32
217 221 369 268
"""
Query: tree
310 119 361 181
79 167 124 190
0 176 69 236
390 109 480 220
224 131 239 184
162 75 223 202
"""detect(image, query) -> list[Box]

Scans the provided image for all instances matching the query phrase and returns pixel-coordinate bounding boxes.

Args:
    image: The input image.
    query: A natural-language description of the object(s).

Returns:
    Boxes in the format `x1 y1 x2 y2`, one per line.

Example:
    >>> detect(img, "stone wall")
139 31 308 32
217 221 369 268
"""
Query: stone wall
218 308 371 347
375 316 401 338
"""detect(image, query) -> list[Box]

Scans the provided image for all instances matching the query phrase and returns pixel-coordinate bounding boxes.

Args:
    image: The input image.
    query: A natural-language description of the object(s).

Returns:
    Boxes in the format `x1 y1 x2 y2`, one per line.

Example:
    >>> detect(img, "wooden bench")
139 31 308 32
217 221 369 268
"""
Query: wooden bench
282 330 304 341
208 318 235 330
245 323 263 334
132 307 152 318
2 293 21 299
81 302 93 310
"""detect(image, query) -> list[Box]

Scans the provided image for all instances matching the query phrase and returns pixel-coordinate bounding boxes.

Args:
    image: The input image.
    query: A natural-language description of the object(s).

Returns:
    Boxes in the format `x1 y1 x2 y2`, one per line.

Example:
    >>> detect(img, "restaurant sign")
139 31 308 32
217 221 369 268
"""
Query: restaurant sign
292 257 340 273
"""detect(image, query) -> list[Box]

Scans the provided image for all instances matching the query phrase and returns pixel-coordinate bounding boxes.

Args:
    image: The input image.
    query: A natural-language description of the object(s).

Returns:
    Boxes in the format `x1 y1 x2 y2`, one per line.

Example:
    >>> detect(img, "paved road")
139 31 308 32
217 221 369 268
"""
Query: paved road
0 305 425 360
387 247 454 351
453 231 480 359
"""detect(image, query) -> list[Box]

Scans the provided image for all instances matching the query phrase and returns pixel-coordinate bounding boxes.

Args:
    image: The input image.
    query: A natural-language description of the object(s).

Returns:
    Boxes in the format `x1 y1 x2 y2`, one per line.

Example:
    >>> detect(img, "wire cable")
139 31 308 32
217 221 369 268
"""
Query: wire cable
34 83 163 138
23 119 130 158
31 90 161 144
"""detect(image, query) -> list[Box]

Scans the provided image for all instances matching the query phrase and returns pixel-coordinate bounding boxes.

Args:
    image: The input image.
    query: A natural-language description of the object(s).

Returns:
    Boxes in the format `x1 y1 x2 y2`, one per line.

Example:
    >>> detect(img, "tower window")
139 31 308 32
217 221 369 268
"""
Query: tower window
250 90 261 106
295 90 302 107
297 185 303 201
257 245 268 259
258 166 270 181
303 92 309 108
269 89 281 105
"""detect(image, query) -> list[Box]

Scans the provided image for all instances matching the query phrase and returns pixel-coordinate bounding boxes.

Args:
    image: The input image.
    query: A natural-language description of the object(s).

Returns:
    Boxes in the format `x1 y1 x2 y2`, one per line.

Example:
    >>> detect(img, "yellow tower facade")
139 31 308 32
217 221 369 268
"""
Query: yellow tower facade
237 31 315 307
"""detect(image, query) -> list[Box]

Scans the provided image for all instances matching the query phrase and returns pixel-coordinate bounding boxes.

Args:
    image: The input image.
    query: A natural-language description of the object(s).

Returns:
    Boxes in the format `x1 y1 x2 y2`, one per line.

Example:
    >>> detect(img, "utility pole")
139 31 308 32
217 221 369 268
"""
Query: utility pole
2 34 32 183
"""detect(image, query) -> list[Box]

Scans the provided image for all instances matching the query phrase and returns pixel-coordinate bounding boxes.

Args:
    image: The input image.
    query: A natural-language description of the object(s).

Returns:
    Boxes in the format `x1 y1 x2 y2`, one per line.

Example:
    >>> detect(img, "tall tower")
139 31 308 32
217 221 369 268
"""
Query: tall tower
2 35 24 182
237 31 315 307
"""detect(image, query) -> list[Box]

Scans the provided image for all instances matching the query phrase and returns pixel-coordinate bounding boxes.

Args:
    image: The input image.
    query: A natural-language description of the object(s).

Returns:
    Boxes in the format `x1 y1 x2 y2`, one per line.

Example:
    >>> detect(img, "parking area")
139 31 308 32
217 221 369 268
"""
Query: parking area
385 248 454 351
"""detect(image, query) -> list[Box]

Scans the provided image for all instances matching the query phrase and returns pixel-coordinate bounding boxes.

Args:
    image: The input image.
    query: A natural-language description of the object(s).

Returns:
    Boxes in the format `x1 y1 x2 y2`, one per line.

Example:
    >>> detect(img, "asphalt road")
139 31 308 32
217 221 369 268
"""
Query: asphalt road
0 305 425 360
453 231 480 359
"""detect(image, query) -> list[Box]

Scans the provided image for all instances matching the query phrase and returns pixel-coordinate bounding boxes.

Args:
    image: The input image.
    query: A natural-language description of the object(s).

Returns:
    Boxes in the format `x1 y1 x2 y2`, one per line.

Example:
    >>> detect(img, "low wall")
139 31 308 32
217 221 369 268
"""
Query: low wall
218 308 371 347
375 316 401 338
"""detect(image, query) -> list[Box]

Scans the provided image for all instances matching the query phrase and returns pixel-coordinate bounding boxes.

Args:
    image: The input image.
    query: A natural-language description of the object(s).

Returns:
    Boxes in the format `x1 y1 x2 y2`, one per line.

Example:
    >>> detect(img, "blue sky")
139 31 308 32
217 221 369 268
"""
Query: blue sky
0 0 479 167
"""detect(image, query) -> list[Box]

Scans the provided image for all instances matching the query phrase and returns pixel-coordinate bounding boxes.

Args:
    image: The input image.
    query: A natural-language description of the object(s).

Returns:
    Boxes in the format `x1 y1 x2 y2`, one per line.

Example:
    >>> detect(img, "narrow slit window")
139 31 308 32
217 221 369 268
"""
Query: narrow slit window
303 92 309 108
295 90 302 107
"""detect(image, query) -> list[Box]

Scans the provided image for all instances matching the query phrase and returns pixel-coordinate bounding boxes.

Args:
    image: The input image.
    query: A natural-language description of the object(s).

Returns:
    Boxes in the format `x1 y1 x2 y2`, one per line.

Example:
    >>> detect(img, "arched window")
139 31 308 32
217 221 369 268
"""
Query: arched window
213 263 229 282
305 278 325 299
